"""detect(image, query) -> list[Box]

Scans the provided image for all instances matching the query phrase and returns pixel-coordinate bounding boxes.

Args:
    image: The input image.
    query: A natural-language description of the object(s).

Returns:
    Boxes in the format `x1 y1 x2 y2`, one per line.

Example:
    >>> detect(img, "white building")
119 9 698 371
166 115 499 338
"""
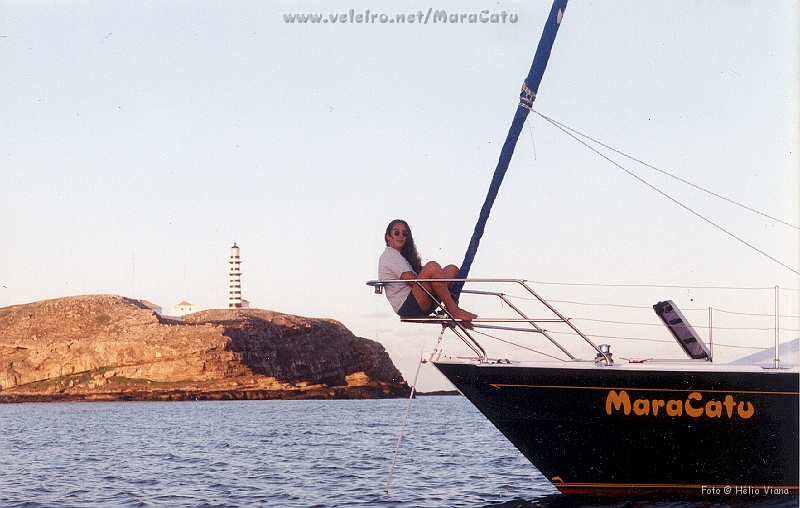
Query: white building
171 301 196 316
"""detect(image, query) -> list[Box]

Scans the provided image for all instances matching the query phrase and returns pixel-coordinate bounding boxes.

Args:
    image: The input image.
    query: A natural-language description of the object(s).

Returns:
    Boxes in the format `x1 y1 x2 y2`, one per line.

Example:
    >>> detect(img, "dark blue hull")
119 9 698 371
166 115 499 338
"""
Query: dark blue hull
433 361 799 495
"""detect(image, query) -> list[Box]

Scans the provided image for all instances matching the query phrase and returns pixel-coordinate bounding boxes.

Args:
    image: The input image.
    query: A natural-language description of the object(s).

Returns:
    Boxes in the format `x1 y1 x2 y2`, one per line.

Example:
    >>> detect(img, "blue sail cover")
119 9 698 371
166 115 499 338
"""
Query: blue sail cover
453 0 568 299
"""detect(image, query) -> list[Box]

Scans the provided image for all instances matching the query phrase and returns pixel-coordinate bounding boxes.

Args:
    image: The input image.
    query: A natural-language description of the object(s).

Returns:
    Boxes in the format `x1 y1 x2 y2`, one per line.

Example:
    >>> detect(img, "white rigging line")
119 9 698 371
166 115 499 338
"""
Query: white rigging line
552 299 799 319
514 298 799 320
543 114 799 231
519 280 796 291
532 111 799 276
471 328 566 361
545 329 787 350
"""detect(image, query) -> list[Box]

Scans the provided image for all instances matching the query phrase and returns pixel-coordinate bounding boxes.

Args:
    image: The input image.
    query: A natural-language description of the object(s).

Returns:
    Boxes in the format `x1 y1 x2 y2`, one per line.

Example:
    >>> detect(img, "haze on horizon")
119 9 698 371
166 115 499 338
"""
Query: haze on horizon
2 1 798 390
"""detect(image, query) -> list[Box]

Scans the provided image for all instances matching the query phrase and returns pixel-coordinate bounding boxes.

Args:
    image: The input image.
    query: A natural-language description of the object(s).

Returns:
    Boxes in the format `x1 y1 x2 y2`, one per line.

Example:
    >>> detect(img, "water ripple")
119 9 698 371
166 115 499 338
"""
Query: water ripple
1 398 795 507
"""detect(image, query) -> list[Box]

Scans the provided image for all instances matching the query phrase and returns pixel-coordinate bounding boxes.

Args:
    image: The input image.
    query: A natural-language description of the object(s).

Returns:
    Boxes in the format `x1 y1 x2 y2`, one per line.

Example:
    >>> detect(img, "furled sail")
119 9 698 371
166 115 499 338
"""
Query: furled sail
453 0 568 299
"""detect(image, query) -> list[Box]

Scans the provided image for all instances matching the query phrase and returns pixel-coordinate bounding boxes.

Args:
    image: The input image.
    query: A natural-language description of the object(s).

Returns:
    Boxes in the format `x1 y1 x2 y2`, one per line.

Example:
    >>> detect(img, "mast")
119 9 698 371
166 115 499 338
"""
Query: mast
453 0 568 299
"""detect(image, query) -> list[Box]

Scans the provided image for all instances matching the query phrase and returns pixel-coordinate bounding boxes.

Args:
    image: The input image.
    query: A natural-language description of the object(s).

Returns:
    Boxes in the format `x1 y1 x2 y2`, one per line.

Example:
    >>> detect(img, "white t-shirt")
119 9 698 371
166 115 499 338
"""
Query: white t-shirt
378 247 415 313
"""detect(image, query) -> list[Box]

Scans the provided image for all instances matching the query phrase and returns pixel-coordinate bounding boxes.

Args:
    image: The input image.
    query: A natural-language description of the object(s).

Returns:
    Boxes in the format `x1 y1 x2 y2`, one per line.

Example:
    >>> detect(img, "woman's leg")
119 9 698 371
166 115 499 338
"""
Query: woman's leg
411 261 477 321
443 264 459 292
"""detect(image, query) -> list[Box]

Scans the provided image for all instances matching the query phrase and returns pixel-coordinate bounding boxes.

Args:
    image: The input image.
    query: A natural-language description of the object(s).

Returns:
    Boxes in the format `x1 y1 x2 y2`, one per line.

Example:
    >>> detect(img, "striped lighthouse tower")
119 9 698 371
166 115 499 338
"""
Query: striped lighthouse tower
228 243 242 308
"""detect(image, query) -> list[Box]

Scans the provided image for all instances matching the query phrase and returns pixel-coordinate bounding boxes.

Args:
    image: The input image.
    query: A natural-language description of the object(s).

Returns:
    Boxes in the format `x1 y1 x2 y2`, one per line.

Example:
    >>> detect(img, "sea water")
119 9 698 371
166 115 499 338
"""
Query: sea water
0 396 794 507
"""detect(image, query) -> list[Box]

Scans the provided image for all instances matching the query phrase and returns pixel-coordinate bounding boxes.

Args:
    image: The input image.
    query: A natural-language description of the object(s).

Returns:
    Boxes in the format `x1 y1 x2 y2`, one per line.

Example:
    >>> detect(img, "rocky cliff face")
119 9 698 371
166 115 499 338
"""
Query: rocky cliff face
0 295 409 401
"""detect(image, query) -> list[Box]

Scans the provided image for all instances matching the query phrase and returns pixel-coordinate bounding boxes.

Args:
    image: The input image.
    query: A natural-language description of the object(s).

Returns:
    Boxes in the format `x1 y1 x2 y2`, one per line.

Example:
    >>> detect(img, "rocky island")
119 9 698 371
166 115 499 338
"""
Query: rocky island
0 295 410 402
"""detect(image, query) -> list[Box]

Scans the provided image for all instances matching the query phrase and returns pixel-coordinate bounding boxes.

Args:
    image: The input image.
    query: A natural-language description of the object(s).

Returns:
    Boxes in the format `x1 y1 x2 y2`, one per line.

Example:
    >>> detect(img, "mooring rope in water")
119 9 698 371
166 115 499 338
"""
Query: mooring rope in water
385 354 422 494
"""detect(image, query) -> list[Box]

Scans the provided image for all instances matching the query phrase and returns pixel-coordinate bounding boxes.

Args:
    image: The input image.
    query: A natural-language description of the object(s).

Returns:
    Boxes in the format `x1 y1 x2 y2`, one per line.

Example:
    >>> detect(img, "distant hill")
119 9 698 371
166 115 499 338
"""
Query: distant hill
729 338 799 369
0 295 409 402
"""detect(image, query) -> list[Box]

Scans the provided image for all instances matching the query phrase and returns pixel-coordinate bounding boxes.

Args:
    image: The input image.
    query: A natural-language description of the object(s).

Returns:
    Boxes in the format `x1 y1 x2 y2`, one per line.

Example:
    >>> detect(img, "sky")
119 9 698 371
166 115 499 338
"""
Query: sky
2 1 798 391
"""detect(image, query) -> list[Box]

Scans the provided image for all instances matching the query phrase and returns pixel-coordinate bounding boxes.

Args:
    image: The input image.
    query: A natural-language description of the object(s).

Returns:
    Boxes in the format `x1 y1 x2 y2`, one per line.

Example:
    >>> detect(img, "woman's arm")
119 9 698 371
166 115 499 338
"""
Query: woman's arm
399 271 416 282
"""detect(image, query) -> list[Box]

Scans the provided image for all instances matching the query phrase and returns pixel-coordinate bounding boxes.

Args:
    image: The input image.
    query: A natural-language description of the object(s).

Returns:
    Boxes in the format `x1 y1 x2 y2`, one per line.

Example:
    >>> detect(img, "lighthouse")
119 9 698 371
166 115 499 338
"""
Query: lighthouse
228 243 242 308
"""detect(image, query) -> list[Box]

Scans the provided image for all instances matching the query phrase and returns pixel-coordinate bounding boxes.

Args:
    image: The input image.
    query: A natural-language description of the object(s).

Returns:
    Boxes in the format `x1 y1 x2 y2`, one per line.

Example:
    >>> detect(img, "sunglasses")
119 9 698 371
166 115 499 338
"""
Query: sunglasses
392 230 409 237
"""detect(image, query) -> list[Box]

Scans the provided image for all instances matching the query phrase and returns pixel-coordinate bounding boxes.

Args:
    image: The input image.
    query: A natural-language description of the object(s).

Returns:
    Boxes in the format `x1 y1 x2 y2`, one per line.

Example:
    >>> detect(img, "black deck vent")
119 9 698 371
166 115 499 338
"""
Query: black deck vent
653 300 711 360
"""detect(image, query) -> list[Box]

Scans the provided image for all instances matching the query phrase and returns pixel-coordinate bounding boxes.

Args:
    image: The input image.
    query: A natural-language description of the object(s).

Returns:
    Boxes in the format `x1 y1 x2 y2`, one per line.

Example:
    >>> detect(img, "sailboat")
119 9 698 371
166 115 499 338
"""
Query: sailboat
370 0 798 496
431 290 798 494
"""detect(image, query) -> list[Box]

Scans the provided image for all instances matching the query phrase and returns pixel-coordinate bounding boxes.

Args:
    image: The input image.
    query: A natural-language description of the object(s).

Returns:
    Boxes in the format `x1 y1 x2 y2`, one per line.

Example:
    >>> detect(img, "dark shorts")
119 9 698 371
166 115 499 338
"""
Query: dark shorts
398 292 437 317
